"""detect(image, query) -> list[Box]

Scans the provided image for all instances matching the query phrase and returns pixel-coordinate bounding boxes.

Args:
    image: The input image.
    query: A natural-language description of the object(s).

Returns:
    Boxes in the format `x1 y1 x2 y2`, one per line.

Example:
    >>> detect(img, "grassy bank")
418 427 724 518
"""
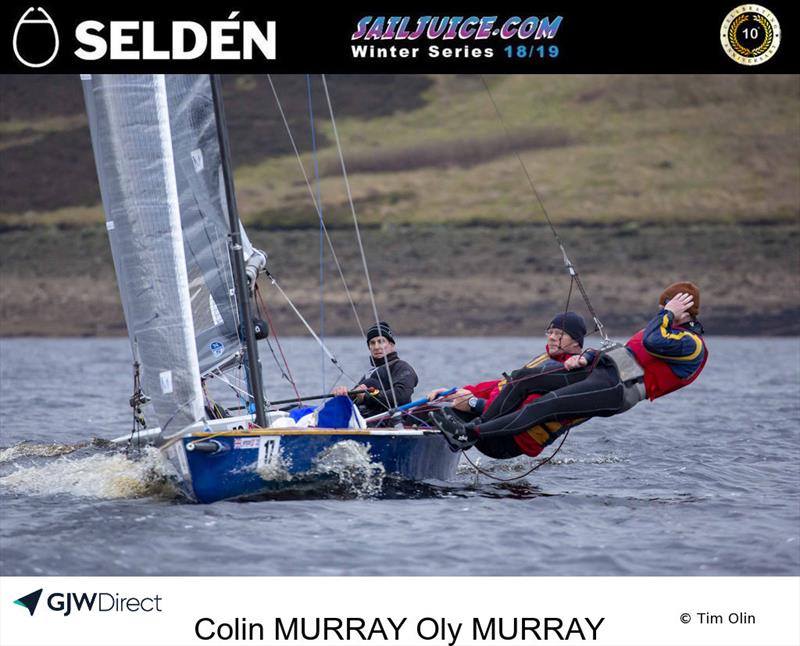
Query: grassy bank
1 75 797 337
1 75 798 231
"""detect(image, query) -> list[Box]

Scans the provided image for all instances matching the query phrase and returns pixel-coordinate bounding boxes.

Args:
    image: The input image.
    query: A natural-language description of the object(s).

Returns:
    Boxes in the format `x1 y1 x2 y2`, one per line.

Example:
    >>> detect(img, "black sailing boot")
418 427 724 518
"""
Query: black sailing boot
428 409 477 452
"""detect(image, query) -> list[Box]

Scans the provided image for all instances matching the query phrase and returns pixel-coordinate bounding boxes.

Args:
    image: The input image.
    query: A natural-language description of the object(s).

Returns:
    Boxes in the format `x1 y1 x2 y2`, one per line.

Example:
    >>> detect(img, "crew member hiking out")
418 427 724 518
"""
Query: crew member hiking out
430 282 708 453
332 321 418 421
427 311 592 459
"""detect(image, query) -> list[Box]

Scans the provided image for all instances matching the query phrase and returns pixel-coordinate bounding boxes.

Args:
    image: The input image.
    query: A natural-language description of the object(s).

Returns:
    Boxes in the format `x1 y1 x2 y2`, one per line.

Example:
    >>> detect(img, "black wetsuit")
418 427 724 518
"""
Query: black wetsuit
356 352 418 418
480 361 597 420
468 360 596 457
470 313 706 441
471 357 624 439
451 358 593 457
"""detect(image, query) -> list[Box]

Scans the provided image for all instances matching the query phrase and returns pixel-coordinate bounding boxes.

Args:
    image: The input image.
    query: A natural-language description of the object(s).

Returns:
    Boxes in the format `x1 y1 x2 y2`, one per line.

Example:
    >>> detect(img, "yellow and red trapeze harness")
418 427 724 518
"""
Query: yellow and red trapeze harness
465 352 577 457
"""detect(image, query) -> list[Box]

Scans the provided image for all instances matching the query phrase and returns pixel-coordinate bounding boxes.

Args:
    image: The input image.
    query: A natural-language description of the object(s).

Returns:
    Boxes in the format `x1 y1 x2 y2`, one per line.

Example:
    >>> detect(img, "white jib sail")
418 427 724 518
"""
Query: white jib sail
82 74 204 436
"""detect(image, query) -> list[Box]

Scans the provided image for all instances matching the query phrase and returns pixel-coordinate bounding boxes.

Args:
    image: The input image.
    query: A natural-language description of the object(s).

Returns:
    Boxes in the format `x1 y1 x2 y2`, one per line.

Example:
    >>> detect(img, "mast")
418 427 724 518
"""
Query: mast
209 75 268 427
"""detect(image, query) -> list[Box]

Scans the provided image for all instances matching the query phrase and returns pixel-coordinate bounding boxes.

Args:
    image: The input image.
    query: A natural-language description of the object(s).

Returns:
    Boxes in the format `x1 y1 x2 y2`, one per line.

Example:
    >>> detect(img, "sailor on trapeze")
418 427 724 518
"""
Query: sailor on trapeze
428 282 708 455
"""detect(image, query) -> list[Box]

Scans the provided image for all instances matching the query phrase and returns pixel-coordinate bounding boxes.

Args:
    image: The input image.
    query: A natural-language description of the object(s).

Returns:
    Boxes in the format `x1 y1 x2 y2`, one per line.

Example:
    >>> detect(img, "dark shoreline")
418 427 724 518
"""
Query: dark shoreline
1 222 798 338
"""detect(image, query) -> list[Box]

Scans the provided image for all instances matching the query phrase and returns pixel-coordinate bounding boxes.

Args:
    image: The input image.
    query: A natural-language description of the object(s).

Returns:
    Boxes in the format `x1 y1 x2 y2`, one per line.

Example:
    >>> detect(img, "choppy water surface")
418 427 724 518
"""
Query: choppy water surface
1 337 798 576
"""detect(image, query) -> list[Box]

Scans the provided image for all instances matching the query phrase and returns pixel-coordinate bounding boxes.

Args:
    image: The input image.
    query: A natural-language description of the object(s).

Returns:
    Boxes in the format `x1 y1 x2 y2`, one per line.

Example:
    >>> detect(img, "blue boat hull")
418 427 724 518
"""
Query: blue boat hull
163 429 460 503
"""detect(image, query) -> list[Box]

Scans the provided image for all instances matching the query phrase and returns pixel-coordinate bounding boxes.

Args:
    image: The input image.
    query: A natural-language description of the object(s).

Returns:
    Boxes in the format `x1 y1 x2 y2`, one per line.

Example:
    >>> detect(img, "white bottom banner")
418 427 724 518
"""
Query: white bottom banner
1 576 798 646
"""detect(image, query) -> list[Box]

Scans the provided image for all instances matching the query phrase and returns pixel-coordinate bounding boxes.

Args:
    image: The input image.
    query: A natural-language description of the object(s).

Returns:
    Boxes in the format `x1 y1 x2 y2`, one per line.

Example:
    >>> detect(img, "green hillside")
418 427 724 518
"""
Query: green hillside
1 74 798 230
1 74 798 337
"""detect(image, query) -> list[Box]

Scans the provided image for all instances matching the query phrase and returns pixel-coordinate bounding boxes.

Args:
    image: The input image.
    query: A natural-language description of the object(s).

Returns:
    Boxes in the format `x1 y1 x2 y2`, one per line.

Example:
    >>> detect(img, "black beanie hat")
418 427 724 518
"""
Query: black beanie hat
366 321 395 345
548 312 587 347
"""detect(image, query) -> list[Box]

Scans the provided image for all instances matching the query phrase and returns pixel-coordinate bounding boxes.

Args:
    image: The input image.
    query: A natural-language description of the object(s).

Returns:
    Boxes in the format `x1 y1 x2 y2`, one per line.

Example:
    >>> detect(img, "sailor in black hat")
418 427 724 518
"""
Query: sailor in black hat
331 321 419 420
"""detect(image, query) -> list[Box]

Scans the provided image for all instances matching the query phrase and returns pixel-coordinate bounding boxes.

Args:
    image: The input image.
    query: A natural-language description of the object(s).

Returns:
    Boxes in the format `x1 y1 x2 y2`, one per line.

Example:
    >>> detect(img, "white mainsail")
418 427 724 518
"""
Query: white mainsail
82 74 249 435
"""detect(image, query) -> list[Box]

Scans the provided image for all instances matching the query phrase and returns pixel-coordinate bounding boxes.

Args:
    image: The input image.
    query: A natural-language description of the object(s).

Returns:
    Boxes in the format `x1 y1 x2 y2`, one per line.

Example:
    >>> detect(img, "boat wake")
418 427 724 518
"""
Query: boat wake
0 441 93 463
309 441 386 497
0 438 428 503
457 451 629 476
547 453 630 466
0 445 180 500
252 440 386 499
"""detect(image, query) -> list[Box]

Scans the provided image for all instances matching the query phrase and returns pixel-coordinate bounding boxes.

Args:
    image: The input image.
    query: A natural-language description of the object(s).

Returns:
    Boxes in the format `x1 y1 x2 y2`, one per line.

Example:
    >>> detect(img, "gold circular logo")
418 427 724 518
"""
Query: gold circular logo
721 5 781 65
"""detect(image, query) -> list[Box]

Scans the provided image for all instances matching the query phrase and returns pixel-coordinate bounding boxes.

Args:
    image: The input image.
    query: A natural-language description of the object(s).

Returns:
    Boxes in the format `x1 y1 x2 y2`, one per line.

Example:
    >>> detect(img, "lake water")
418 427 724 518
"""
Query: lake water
0 336 798 576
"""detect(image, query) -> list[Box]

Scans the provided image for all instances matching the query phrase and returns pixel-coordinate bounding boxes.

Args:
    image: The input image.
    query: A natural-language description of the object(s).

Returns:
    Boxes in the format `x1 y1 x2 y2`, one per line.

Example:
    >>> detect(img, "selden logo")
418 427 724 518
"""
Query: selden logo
12 7 60 68
13 589 163 617
11 8 276 67
14 589 43 616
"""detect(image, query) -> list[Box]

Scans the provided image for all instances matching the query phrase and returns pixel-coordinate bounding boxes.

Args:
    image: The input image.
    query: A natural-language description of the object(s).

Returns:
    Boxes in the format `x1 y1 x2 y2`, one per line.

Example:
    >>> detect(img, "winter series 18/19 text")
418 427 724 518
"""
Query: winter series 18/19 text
351 45 494 59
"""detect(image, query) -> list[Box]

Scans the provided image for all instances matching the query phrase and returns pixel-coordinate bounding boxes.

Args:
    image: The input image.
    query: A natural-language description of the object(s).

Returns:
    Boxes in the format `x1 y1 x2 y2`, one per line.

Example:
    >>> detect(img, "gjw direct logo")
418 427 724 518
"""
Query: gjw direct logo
11 6 276 68
13 588 163 617
13 589 43 616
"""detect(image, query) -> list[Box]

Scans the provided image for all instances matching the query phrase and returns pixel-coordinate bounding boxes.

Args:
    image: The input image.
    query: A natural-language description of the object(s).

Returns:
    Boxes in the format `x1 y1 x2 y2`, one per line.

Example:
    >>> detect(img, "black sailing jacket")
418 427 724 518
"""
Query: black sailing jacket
356 352 418 417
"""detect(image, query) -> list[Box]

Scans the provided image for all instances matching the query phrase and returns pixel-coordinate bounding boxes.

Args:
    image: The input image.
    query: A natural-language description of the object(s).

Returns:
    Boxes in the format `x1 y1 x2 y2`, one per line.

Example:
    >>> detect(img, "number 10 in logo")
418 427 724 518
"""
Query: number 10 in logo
720 5 781 66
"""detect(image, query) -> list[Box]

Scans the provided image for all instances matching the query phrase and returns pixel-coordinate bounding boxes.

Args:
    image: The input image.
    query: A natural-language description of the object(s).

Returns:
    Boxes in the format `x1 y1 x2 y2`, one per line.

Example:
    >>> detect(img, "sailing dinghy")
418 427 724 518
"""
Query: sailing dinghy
82 74 458 503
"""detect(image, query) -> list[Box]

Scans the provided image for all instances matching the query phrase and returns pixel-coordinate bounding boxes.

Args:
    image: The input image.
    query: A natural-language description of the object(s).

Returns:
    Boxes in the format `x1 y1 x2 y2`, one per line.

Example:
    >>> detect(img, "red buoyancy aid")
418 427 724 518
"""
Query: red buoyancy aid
465 349 571 409
625 328 708 400
463 350 574 457
465 380 549 456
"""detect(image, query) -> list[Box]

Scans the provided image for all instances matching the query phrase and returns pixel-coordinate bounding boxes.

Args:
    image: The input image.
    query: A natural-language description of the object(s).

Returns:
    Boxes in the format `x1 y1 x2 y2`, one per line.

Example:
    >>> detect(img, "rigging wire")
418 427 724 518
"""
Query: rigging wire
206 368 252 401
479 76 609 344
266 74 366 337
255 285 303 404
266 75 399 413
261 270 393 414
393 79 609 481
263 269 360 385
305 74 327 393
320 74 399 410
